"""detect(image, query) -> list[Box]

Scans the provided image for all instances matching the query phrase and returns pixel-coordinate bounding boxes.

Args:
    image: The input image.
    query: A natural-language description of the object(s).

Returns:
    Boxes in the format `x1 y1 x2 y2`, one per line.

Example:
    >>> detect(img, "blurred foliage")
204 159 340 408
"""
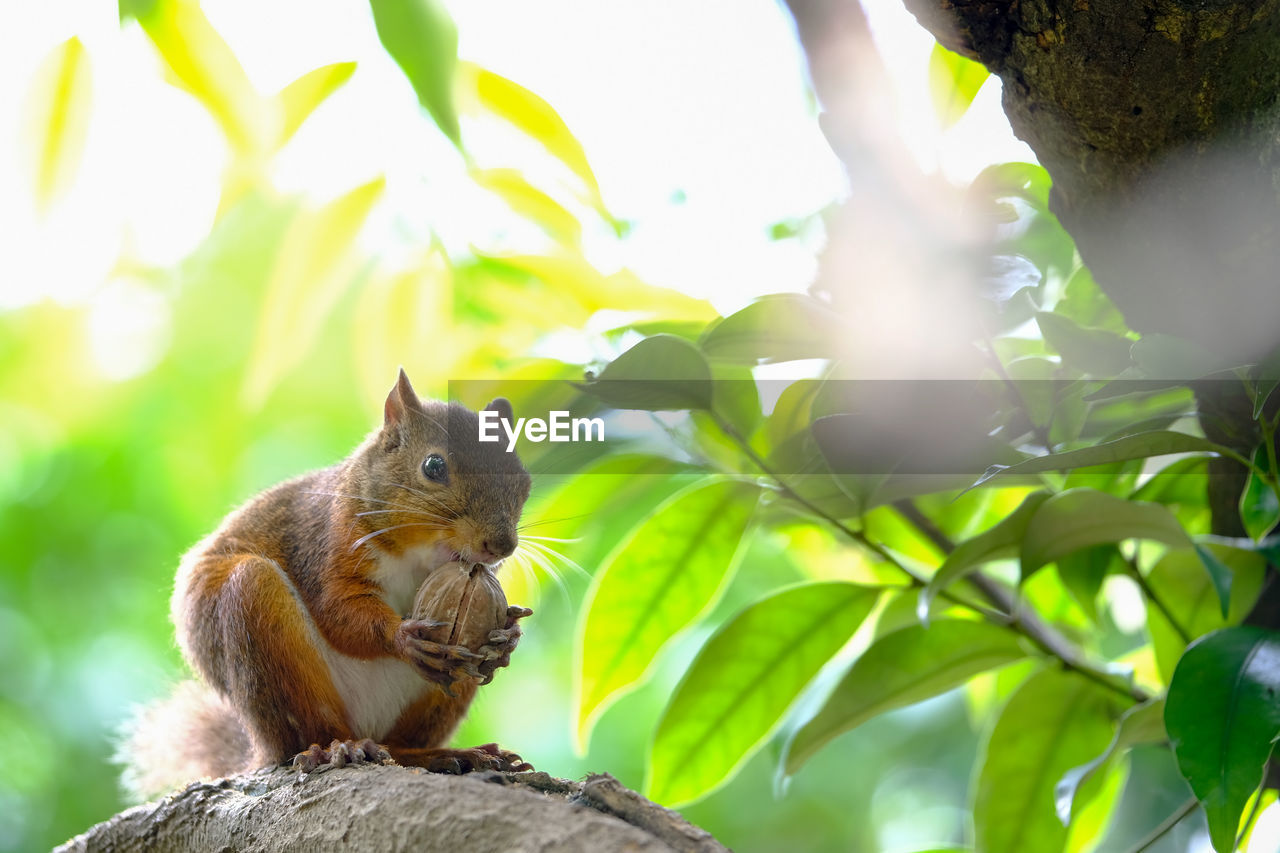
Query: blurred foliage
7 2 1280 853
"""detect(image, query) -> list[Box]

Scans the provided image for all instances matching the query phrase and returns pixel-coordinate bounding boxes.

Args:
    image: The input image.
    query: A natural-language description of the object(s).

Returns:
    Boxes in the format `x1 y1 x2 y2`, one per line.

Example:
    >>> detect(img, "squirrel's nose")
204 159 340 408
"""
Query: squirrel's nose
482 532 517 560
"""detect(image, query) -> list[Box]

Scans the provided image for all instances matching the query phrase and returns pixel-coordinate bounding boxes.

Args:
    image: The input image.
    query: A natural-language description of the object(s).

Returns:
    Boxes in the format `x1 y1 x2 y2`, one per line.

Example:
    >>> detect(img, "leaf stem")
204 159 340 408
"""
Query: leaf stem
1259 411 1280 513
1122 797 1198 853
1122 553 1193 645
1235 789 1266 851
981 335 1054 453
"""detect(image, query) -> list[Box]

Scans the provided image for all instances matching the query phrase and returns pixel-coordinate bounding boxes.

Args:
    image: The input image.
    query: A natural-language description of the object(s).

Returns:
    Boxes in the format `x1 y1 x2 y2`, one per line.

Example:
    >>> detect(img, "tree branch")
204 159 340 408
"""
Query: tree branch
55 767 726 853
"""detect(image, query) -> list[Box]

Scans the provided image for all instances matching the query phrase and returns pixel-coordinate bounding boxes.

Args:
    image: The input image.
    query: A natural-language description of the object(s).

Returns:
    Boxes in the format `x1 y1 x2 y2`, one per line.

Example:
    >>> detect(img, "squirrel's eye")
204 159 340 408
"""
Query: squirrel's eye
421 454 448 482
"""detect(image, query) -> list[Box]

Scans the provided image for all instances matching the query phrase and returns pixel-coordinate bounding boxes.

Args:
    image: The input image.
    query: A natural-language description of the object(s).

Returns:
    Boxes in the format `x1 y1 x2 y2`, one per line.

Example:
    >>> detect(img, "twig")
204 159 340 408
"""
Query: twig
710 413 1148 704
893 500 1150 703
1123 797 1198 853
1122 553 1193 645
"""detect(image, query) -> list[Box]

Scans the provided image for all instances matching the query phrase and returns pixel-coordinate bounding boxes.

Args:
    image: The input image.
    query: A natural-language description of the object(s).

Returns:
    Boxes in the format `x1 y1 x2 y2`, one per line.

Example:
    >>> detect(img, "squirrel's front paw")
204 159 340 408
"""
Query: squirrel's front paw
292 738 393 776
395 619 486 688
475 605 533 684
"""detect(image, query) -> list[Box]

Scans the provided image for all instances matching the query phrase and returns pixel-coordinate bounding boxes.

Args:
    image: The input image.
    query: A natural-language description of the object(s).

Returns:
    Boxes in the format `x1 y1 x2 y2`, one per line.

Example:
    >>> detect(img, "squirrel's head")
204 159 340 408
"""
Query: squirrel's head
352 368 532 567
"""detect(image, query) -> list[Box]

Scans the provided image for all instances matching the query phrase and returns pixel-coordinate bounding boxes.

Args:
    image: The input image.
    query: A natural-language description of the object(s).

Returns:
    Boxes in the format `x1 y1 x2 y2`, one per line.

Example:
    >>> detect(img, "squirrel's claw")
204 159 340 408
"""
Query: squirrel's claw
293 738 393 778
422 742 533 774
475 612 527 684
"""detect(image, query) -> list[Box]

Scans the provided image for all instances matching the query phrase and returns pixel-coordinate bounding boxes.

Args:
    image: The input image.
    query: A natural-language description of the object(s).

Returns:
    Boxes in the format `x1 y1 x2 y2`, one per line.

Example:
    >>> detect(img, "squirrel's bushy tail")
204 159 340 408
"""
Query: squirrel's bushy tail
117 680 251 802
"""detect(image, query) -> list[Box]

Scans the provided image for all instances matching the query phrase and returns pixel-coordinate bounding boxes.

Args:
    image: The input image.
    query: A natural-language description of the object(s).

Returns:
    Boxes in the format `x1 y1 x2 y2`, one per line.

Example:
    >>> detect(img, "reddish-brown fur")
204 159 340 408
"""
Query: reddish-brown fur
123 370 532 797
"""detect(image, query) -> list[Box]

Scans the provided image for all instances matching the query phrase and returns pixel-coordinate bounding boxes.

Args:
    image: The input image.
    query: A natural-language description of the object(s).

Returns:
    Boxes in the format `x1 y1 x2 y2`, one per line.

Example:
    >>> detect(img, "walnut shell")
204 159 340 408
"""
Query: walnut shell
411 561 508 652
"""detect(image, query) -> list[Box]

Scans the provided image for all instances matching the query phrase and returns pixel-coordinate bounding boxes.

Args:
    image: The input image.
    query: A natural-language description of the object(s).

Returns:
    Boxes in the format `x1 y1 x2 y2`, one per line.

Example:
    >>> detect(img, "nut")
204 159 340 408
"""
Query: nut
411 561 508 652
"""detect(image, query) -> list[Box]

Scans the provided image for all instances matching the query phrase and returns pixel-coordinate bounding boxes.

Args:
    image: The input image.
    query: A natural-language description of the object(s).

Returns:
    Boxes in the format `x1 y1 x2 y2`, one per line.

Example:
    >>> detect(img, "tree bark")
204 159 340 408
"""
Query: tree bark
900 0 1280 365
54 767 727 853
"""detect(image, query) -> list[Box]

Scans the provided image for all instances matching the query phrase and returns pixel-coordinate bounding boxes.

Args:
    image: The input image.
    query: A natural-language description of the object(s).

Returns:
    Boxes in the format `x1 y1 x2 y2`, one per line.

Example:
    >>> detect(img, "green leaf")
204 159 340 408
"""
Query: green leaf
1193 544 1235 619
1131 456 1209 505
1020 488 1191 577
1054 265 1129 335
646 582 879 806
1250 343 1280 418
1240 447 1280 541
974 669 1118 853
1055 698 1166 824
971 162 1051 211
119 0 158 22
24 36 92 213
919 492 1050 619
1166 626 1280 852
784 620 1026 773
708 363 760 442
1146 547 1266 683
1131 333 1240 381
585 334 714 411
1035 312 1132 376
275 61 356 148
575 479 760 750
969 430 1224 491
1056 545 1120 622
699 294 844 364
927 43 989 128
369 0 460 146
763 378 823 452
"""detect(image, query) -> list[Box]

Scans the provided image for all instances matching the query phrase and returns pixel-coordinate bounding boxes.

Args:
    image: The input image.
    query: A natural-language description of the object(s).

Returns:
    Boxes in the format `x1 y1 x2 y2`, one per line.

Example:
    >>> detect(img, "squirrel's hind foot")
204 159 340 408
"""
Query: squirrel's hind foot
292 738 394 776
391 742 533 774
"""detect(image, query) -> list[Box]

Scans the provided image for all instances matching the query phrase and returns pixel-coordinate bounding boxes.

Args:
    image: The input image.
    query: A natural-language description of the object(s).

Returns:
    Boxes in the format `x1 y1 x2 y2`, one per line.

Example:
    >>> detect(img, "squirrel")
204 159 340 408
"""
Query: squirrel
122 369 534 799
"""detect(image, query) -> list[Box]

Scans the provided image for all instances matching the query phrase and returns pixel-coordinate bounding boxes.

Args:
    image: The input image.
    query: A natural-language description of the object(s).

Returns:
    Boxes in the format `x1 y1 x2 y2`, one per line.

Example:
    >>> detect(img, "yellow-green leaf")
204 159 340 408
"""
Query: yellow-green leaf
458 61 608 219
353 251 452 403
276 61 357 149
646 582 879 806
1055 698 1166 824
243 178 385 407
974 668 1118 853
1019 488 1192 577
928 43 989 128
1147 546 1266 683
24 36 92 212
471 168 581 246
785 620 1026 773
138 0 267 154
575 478 760 751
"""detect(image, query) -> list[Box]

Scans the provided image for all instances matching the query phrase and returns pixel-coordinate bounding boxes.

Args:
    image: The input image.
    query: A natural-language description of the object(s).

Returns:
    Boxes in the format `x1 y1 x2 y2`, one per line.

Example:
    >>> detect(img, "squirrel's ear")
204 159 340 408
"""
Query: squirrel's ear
483 397 514 425
384 368 426 433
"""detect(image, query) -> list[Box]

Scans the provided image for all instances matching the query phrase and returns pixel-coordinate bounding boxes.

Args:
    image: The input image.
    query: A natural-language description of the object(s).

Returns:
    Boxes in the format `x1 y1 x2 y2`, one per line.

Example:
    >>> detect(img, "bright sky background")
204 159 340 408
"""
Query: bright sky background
1 0 1033 320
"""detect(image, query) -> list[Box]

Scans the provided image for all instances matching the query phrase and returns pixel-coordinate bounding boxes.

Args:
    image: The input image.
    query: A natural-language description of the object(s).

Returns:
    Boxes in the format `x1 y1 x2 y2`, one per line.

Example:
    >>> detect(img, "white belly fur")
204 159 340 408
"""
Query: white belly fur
317 544 441 739
319 646 426 740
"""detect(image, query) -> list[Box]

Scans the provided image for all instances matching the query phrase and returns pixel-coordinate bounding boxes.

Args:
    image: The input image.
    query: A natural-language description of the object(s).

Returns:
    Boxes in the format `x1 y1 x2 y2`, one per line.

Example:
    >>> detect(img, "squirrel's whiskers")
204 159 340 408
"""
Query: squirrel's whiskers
349 521 451 552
